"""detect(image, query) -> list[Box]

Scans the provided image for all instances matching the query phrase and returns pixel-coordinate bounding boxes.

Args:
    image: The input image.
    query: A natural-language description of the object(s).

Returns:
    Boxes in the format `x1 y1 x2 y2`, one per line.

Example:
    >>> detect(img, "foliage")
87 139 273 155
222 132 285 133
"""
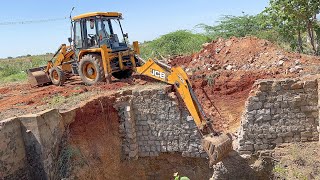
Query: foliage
198 13 266 39
0 55 49 83
206 73 219 87
57 144 85 178
140 30 210 59
197 13 285 46
273 164 288 175
265 0 320 54
48 95 66 107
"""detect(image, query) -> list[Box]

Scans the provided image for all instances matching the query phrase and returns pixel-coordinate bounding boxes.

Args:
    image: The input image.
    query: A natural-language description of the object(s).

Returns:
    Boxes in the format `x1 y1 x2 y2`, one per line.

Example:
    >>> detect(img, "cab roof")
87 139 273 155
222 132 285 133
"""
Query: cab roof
72 12 122 20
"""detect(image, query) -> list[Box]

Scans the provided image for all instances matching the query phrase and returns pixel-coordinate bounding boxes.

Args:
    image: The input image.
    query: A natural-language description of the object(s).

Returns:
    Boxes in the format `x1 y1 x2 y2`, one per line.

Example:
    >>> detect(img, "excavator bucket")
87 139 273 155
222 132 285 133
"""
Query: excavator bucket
27 66 51 86
202 133 233 166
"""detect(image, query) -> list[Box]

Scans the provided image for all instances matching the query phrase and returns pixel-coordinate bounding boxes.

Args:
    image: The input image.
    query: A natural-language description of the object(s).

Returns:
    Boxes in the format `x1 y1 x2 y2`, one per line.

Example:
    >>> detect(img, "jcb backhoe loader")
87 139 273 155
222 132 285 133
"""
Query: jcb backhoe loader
27 12 232 165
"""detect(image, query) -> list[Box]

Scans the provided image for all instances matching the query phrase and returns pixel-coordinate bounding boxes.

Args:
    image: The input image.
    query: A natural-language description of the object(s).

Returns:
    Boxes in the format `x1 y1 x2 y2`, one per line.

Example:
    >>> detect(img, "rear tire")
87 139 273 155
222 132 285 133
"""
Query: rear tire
79 54 106 85
112 70 133 80
49 67 66 86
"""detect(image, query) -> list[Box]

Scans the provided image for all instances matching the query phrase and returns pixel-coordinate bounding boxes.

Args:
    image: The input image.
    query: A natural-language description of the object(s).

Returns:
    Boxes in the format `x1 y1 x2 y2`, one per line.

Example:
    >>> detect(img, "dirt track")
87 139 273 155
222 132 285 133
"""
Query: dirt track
0 76 152 120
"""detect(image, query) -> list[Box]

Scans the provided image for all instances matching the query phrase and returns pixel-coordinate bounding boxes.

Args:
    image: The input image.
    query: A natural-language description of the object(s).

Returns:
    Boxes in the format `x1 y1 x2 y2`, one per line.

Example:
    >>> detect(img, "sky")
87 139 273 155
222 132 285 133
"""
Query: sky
0 0 269 58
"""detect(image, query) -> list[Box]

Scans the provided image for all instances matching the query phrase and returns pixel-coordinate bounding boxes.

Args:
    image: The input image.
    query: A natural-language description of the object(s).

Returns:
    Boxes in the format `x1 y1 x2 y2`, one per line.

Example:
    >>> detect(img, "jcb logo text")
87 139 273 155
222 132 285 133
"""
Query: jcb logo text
151 69 165 79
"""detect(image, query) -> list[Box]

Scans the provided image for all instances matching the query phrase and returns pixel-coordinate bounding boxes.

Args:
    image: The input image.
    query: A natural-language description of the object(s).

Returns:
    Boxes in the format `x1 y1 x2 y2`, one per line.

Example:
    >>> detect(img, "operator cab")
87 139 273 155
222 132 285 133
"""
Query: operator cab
72 12 129 51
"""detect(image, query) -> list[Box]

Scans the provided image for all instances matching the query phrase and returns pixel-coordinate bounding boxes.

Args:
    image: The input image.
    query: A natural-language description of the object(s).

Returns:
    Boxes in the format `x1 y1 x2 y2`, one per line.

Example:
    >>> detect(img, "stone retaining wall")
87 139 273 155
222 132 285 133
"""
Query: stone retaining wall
0 118 29 179
114 86 206 159
237 78 319 154
0 109 68 180
1 85 205 179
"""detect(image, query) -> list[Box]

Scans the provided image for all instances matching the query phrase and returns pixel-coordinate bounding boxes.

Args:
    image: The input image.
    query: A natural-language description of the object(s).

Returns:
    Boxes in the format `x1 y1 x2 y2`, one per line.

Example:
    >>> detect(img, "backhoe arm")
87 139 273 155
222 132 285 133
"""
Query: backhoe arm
136 58 209 132
135 57 233 165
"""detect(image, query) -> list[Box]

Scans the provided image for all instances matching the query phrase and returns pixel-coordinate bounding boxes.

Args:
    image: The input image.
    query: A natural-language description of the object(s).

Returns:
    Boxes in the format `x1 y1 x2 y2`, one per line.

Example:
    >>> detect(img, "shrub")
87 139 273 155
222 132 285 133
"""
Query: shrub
140 30 210 59
0 55 49 83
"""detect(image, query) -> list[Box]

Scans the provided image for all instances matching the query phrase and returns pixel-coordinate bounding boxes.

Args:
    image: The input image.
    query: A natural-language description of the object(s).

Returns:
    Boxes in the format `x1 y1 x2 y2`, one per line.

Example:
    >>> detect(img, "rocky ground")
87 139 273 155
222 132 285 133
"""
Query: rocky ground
272 142 320 179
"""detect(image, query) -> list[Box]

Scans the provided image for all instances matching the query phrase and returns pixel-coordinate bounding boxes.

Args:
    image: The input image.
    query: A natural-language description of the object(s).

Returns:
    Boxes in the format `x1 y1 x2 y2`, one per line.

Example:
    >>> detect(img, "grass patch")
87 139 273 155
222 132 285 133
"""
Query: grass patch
0 72 27 83
140 30 210 59
0 55 50 83
273 164 287 176
43 95 66 107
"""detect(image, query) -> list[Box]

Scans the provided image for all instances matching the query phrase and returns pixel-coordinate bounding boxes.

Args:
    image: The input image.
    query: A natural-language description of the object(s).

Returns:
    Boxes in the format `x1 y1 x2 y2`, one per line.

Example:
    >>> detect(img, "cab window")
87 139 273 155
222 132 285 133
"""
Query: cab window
97 19 112 46
86 19 98 47
74 21 82 48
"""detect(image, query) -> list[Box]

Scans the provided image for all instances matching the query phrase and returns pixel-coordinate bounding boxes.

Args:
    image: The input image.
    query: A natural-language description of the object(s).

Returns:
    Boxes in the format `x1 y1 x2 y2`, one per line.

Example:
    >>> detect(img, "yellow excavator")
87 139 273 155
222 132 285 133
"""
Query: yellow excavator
27 12 232 165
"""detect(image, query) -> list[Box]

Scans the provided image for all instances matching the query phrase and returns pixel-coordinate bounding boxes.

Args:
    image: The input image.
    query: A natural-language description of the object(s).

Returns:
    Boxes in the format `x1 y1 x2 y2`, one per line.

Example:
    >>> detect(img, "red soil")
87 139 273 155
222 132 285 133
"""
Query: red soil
170 36 320 132
0 77 131 119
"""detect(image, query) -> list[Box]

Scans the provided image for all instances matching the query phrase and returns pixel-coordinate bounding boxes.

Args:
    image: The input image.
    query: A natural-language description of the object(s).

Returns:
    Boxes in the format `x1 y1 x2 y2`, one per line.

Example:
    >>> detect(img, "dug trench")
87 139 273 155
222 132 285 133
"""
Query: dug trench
65 86 212 179
0 85 213 180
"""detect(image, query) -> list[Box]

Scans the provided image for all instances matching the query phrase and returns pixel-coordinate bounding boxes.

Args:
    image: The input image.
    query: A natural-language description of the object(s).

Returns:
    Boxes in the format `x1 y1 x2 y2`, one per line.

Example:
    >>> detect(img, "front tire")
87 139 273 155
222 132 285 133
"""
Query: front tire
49 67 66 86
79 54 106 85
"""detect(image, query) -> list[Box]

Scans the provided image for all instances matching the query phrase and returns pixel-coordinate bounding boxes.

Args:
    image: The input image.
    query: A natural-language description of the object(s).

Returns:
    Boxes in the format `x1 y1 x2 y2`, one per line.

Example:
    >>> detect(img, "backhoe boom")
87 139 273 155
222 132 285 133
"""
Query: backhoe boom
136 57 233 165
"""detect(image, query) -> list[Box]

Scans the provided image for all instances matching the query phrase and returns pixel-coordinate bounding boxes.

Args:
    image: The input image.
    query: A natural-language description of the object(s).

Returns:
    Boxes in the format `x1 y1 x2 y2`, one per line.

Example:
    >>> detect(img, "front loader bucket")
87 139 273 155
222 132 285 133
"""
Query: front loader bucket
202 133 233 166
27 66 51 86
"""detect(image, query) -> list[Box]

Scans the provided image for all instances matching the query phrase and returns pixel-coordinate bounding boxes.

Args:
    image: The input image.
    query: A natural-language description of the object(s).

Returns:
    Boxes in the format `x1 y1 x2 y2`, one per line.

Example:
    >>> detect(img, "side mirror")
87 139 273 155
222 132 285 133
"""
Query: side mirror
124 33 129 39
68 37 72 43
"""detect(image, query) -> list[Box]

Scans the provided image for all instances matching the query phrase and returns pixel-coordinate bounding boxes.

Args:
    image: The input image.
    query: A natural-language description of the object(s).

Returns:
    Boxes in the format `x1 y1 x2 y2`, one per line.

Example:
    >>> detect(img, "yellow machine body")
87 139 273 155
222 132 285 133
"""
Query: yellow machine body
77 44 137 76
72 12 122 20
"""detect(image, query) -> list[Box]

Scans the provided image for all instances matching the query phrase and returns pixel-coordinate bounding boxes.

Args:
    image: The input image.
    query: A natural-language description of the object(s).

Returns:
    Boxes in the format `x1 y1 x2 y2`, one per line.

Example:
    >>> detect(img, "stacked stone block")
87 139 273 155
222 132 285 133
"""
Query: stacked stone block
115 86 207 159
116 101 139 159
238 78 319 154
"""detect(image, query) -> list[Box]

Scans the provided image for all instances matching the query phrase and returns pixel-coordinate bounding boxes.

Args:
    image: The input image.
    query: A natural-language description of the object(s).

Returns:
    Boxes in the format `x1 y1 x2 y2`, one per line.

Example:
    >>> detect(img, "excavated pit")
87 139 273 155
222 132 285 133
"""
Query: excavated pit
1 75 320 180
65 89 212 179
0 85 213 180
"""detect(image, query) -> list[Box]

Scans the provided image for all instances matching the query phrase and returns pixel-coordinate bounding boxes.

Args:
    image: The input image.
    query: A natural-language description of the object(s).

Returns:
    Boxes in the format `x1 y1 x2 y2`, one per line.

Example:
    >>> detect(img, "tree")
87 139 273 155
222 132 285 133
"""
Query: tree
198 13 264 39
196 13 281 44
265 0 320 54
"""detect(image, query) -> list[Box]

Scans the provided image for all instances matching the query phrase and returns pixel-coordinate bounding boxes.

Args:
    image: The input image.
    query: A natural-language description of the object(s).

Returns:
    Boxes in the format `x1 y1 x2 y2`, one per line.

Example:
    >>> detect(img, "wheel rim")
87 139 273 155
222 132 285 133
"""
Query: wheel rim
52 70 59 81
82 62 97 81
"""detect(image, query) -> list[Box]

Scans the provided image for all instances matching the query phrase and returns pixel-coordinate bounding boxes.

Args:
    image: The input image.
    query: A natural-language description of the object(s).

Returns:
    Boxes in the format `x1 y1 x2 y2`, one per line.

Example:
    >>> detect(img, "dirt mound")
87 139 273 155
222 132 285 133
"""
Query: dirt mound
170 36 320 132
183 36 320 75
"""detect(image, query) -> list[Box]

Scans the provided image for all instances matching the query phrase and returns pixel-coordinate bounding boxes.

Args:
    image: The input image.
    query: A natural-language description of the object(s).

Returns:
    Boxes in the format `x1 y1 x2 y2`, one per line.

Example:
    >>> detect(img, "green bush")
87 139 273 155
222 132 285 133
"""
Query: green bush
140 30 210 59
0 55 49 83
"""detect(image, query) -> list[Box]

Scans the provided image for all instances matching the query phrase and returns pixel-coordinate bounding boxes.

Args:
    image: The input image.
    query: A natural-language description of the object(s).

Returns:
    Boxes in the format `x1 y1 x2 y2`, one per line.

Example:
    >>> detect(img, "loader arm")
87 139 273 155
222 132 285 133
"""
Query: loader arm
27 44 75 86
135 57 233 165
136 58 207 131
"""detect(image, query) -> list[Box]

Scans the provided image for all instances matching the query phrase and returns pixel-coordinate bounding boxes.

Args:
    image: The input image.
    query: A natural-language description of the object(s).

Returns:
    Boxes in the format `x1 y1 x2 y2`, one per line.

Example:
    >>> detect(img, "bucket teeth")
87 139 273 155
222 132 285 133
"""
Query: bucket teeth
201 133 233 166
